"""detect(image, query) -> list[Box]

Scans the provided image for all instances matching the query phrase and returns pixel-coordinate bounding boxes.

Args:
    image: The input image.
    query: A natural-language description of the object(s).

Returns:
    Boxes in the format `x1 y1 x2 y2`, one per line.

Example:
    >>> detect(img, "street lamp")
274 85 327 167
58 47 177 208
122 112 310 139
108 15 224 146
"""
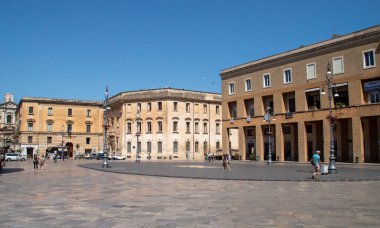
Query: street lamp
135 111 141 163
263 105 275 165
102 86 111 168
321 62 338 174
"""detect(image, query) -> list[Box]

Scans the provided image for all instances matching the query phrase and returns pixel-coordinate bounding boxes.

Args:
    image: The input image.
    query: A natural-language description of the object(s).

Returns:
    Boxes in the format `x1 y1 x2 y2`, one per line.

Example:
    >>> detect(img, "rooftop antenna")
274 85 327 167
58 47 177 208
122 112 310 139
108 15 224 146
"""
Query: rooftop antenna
332 26 339 39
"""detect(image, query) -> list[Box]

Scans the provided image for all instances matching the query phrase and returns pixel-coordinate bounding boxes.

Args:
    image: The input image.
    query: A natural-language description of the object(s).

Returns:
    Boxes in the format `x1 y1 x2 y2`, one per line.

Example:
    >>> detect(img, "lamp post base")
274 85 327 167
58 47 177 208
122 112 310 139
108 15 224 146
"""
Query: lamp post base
102 158 109 168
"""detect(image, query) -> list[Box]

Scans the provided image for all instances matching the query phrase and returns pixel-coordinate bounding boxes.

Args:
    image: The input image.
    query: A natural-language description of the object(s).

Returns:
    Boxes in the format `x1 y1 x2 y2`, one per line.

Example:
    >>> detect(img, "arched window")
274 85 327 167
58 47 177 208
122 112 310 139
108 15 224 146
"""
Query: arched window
158 141 162 154
147 141 151 153
173 141 178 153
6 114 12 124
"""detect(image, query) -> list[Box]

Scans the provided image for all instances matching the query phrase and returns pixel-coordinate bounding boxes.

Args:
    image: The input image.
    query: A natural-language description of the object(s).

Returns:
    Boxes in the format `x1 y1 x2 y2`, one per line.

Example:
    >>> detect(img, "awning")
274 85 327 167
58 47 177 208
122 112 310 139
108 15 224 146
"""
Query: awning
364 80 380 92
305 87 320 92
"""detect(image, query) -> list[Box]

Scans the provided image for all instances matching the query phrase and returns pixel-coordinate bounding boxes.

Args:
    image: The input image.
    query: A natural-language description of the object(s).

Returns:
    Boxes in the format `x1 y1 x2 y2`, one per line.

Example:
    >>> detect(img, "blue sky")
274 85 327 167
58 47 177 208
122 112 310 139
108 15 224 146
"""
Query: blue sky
1 0 379 101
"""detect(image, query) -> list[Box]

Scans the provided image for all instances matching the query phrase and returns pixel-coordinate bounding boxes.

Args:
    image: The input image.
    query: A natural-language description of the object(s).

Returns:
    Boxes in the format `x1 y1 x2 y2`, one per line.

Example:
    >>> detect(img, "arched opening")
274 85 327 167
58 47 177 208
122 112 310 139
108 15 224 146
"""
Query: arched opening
65 142 74 158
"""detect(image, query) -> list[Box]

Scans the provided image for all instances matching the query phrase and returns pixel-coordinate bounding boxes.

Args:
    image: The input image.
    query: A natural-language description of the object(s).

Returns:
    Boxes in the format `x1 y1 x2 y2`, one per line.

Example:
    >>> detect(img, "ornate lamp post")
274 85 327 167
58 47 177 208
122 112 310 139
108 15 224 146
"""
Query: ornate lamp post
321 62 338 174
135 111 141 163
102 86 110 168
263 105 275 165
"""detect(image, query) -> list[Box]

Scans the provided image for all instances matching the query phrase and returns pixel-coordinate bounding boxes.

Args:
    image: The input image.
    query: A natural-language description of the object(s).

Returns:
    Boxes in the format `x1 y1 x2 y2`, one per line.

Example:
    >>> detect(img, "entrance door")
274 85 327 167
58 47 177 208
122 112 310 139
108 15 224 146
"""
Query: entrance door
27 147 34 158
65 143 74 158
246 143 255 160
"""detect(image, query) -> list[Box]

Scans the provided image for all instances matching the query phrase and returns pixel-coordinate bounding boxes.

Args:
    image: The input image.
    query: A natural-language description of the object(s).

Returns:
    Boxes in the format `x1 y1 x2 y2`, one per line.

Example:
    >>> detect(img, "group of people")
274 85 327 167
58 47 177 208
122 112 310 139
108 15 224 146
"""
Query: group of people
33 154 46 170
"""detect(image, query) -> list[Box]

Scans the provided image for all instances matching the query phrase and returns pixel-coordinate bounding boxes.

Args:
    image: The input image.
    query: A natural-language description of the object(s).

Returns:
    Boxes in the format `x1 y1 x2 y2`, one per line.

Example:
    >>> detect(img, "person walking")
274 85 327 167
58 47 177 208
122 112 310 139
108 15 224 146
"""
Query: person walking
33 154 39 170
312 150 321 179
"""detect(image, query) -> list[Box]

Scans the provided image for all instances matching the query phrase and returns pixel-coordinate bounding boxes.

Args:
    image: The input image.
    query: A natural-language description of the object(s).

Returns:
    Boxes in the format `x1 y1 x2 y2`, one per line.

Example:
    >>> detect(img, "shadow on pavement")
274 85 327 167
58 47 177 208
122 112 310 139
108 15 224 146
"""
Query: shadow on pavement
0 168 25 174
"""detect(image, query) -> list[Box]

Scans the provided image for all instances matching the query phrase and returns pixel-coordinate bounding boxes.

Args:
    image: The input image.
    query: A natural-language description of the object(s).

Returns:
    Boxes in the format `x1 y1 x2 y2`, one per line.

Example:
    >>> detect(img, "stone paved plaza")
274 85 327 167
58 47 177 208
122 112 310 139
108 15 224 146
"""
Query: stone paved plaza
1 159 380 227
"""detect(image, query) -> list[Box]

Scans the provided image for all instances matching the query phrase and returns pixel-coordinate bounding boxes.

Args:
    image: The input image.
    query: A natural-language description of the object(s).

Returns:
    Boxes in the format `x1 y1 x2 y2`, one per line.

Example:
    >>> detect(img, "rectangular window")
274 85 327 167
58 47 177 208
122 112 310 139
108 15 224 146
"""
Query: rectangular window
195 142 199 153
28 107 33 114
86 124 91 133
147 142 151 153
216 123 220 134
28 136 32 143
186 103 190 112
87 109 91 117
216 141 220 150
306 63 316 79
158 142 162 153
147 122 152 133
173 121 178 132
173 102 178 111
47 123 52 132
369 91 380 104
158 102 162 111
216 105 220 114
283 69 292 84
147 103 151 112
127 142 131 153
127 122 132 133
173 142 178 153
203 104 207 113
137 122 141 133
48 107 53 116
195 122 199 133
86 137 90 144
47 136 52 144
67 123 72 134
28 122 33 131
263 74 271 88
363 49 375 68
68 108 72 116
203 122 208 133
158 121 163 132
333 57 344 74
137 103 141 112
245 79 252 92
229 82 235 95
186 122 191 133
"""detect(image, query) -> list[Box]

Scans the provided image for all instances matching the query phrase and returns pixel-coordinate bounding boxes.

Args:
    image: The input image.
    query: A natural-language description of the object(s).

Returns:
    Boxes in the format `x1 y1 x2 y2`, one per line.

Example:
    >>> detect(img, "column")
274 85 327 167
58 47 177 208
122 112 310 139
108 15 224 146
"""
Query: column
297 121 307 162
239 127 246 160
275 123 284 161
352 117 364 163
255 125 264 161
322 119 331 163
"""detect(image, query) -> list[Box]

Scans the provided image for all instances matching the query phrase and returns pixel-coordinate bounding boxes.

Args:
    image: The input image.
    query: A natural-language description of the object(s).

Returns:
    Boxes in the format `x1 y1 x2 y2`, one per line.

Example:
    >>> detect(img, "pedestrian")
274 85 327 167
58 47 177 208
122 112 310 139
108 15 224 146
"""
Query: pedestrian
39 154 46 169
222 154 227 170
33 154 39 170
312 150 321 179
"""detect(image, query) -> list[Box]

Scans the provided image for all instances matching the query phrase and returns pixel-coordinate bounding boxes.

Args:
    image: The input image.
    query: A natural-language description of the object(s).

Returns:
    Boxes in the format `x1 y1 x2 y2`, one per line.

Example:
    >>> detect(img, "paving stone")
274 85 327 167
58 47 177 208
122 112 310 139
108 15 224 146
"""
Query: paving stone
1 160 380 227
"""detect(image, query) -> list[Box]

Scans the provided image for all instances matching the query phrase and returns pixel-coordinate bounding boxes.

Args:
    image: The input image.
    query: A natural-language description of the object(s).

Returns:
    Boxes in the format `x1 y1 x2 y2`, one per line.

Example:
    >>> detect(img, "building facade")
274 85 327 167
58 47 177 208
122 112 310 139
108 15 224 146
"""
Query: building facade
0 93 17 151
107 88 222 160
220 25 380 163
15 97 103 158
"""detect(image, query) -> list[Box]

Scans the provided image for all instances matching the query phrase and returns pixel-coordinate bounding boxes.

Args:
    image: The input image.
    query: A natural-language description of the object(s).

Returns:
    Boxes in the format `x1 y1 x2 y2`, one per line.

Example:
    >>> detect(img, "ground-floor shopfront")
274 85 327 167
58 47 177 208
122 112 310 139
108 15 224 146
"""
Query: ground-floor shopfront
225 105 380 163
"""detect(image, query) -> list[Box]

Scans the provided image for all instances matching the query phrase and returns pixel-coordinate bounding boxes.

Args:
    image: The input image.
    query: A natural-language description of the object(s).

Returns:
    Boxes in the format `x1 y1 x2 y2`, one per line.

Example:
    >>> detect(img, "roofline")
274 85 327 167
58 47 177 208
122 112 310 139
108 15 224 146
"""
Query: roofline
220 24 380 76
109 87 221 100
16 97 102 111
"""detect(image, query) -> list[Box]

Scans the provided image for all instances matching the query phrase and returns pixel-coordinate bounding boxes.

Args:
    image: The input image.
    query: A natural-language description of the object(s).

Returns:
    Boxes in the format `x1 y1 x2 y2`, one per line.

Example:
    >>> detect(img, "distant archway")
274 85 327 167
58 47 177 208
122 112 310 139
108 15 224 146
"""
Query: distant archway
65 142 74 158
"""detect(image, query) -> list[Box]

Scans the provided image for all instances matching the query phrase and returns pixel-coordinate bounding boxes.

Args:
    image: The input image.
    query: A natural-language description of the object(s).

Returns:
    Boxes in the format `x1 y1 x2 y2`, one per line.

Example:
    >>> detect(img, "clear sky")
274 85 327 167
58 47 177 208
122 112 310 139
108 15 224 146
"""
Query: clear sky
1 0 379 101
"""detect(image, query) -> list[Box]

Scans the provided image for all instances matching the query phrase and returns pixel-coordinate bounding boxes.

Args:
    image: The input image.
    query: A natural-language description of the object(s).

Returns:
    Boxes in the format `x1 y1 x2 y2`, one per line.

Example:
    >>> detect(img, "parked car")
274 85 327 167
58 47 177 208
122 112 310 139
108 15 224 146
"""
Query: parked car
97 153 105 160
115 155 126 160
90 153 97 159
5 153 23 161
83 153 91 159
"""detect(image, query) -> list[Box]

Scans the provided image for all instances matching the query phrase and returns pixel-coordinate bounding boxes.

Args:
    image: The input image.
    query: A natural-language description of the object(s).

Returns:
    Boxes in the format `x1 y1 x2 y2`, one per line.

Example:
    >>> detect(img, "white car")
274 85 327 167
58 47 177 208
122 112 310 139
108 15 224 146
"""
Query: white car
115 155 126 160
5 153 23 161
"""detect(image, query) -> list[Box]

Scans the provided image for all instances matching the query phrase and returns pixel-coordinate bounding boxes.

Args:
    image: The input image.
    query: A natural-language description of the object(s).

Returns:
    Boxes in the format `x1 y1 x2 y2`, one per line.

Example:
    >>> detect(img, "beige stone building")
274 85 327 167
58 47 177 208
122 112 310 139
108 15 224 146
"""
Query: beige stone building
107 88 222 160
0 93 17 151
220 25 380 163
15 97 103 158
